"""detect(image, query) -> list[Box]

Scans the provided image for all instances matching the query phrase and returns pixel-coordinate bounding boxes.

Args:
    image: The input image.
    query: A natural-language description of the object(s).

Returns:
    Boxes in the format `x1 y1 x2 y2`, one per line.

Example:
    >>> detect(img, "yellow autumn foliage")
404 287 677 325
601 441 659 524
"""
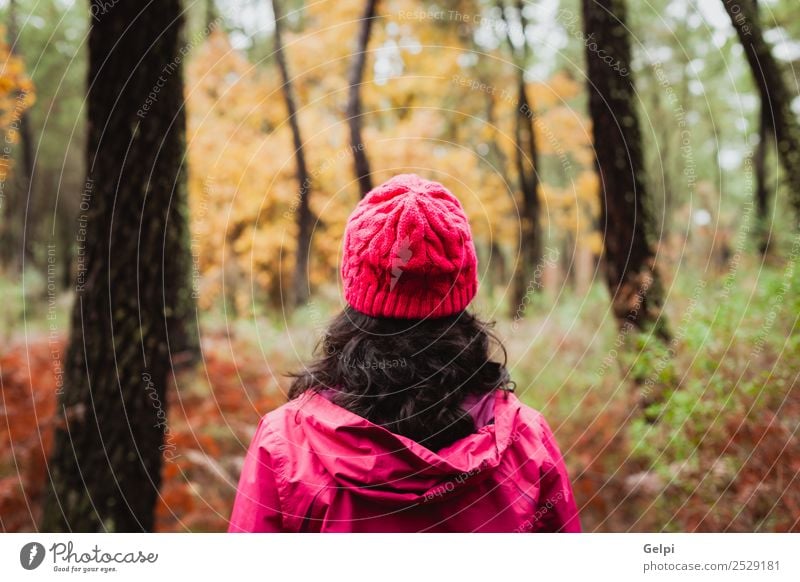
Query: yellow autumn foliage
0 25 35 183
185 6 599 310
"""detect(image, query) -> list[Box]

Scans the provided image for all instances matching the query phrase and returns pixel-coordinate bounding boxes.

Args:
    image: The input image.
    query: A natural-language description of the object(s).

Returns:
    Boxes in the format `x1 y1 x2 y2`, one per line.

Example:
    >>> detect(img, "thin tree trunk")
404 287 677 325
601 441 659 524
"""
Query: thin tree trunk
346 0 378 198
723 0 800 224
516 78 542 301
562 230 575 289
481 75 509 174
754 99 772 254
582 0 668 339
479 75 511 298
205 0 218 30
497 0 542 317
1 0 36 273
41 0 194 532
750 0 772 255
271 0 312 306
511 83 543 310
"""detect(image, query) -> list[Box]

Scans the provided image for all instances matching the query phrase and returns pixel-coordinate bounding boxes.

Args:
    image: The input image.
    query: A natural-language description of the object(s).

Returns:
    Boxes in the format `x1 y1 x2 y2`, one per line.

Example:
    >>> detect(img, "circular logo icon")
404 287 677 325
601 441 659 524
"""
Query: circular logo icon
19 542 46 570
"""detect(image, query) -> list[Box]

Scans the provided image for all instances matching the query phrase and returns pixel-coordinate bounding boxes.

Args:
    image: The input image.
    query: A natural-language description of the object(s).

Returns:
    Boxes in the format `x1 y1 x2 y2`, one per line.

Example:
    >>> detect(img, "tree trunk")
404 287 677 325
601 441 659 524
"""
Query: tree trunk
479 77 511 299
271 0 313 306
346 0 378 198
41 0 195 532
497 0 542 317
509 81 543 313
514 79 542 309
723 0 800 224
205 0 218 30
754 98 772 254
0 0 36 273
582 0 668 338
749 0 772 255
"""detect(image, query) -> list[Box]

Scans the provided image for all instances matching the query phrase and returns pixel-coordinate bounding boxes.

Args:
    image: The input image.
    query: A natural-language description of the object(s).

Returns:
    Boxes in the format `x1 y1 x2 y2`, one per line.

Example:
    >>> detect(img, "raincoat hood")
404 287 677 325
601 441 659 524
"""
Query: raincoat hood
229 390 581 532
299 390 518 503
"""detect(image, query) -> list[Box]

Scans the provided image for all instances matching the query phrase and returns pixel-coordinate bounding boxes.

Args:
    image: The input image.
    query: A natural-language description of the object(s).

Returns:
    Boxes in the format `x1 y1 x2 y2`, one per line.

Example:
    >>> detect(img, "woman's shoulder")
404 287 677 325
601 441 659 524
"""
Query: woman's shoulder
502 394 563 451
514 398 549 429
496 390 546 426
253 391 337 445
248 396 308 444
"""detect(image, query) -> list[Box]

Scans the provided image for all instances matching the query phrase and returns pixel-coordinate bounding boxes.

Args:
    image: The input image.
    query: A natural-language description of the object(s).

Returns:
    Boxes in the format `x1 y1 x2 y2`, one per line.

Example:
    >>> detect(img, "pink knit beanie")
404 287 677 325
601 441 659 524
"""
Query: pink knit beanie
341 174 478 319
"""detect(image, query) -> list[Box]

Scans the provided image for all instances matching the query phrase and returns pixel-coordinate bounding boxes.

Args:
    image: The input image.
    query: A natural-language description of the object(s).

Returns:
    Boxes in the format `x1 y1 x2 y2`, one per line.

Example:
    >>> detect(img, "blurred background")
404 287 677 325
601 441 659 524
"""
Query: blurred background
1 0 798 532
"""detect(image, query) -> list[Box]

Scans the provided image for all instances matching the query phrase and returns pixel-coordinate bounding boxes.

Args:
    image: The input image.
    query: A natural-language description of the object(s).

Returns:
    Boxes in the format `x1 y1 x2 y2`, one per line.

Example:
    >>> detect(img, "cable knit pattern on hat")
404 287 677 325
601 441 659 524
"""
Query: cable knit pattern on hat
341 174 478 319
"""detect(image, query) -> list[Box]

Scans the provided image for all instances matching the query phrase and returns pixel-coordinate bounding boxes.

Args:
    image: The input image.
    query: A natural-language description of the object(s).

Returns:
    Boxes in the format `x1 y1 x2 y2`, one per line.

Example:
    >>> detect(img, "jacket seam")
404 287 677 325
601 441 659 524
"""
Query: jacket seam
259 415 290 531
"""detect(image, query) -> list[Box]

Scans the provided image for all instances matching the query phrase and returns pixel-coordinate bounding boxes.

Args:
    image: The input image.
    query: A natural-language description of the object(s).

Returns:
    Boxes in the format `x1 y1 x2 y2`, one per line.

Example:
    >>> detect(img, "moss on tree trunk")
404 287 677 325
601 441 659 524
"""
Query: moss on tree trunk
582 0 668 339
41 0 195 532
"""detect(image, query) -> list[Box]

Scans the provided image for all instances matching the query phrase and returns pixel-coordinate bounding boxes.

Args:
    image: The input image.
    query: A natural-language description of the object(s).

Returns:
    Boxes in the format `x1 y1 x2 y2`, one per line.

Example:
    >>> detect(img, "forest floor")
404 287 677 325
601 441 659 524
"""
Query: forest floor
2 255 799 532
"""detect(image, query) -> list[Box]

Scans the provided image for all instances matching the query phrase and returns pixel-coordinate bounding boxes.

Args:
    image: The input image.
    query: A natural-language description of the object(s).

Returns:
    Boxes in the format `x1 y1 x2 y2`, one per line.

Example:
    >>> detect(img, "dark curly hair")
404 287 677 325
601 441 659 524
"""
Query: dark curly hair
289 306 512 451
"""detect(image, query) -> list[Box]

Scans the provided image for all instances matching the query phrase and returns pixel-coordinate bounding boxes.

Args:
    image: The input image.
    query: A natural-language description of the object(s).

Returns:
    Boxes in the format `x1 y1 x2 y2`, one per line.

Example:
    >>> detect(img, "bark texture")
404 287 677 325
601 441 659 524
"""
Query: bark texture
41 0 194 532
582 0 668 337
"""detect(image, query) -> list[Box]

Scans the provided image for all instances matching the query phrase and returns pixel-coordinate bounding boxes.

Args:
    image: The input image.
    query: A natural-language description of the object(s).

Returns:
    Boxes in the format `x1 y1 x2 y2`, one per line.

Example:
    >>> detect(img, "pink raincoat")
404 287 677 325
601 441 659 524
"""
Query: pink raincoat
228 389 581 532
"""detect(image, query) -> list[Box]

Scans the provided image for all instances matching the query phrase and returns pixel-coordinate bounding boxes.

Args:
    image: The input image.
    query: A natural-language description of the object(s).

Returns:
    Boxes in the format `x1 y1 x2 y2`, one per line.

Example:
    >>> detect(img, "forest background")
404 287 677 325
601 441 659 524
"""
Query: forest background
1 0 799 532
